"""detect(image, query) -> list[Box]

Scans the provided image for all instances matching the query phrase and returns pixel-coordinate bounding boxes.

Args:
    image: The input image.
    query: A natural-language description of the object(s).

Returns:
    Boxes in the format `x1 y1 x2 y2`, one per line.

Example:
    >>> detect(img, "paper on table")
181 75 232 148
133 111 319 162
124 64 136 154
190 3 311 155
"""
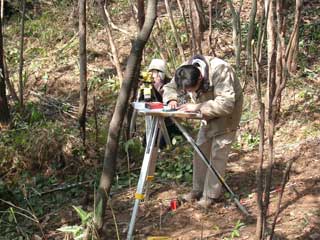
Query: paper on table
132 102 202 119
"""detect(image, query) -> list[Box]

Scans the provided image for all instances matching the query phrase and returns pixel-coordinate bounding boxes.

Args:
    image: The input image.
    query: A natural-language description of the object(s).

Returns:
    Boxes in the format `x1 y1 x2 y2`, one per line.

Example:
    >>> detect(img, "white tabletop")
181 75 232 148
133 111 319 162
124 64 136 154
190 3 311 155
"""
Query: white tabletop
132 102 203 119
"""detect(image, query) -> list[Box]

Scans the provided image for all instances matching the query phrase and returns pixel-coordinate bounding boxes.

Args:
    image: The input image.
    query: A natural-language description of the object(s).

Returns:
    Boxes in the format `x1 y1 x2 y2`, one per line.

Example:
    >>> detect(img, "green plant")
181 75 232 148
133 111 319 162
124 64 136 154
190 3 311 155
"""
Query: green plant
223 220 245 240
123 138 144 160
57 206 96 240
0 198 45 239
88 75 104 91
240 132 260 150
156 145 193 183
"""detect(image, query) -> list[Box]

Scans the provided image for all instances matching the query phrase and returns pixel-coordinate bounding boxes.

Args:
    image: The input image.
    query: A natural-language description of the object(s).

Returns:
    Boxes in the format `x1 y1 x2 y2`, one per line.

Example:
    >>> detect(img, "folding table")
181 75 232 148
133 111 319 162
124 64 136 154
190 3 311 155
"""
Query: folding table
127 103 249 240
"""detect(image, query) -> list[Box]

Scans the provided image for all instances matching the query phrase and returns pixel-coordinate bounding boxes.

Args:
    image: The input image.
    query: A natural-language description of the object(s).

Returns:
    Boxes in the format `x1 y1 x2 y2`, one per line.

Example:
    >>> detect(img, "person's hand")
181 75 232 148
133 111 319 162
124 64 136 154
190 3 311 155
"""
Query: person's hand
168 100 178 109
177 103 200 112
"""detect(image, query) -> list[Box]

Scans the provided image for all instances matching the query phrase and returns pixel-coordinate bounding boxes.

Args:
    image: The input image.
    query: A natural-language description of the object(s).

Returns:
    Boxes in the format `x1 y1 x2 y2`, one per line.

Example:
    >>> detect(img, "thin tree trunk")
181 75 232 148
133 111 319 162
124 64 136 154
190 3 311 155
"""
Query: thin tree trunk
274 0 287 117
70 0 78 31
97 1 124 84
255 1 271 239
18 0 26 109
246 0 257 64
188 0 197 55
156 19 176 67
286 0 303 74
79 0 87 146
0 0 4 22
94 0 158 230
125 1 145 142
93 96 98 144
264 0 277 236
256 0 267 63
265 2 290 238
190 0 207 54
0 10 9 125
252 42 265 240
137 0 145 30
128 0 139 32
1 2 18 103
104 9 130 35
164 0 185 62
264 0 276 231
207 0 216 56
177 0 192 52
150 35 166 60
227 0 242 69
4 58 19 102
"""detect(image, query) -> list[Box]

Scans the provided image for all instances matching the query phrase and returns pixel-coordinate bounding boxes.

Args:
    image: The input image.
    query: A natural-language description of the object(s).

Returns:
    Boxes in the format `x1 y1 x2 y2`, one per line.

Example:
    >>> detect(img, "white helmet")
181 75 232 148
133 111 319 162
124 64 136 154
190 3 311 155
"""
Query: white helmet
148 59 167 73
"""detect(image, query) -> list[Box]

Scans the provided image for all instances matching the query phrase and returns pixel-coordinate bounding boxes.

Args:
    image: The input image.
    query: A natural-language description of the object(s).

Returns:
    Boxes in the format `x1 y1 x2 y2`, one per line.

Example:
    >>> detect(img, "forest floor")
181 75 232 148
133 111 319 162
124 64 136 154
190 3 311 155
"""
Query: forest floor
1 1 320 240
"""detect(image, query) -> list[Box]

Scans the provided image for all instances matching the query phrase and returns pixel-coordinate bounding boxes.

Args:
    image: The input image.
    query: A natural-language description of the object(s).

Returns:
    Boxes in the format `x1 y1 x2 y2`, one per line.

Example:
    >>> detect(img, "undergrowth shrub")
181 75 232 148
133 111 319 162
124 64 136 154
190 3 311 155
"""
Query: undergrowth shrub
0 121 82 175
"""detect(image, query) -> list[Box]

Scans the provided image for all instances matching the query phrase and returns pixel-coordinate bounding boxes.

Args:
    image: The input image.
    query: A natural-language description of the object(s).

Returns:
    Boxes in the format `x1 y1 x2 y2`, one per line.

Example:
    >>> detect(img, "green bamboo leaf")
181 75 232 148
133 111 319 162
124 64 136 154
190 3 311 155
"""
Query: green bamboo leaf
72 206 92 224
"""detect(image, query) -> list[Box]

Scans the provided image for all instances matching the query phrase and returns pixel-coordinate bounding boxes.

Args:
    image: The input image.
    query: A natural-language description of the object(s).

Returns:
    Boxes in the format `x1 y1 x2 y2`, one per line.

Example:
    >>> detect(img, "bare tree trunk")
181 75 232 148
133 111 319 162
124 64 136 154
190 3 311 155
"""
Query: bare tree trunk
177 0 192 52
104 9 130 35
97 0 124 84
150 35 166 60
70 0 78 31
252 42 265 240
246 0 257 64
137 0 145 30
155 19 178 68
264 2 290 238
128 0 140 32
164 0 185 62
254 2 293 239
93 96 98 144
18 0 26 109
0 1 18 103
264 0 277 236
227 0 243 69
3 58 19 102
207 0 216 56
190 0 207 54
125 1 145 142
252 5 268 238
256 0 267 64
0 0 4 22
79 0 87 146
286 0 303 74
274 0 287 117
188 0 197 55
0 10 9 125
94 0 158 230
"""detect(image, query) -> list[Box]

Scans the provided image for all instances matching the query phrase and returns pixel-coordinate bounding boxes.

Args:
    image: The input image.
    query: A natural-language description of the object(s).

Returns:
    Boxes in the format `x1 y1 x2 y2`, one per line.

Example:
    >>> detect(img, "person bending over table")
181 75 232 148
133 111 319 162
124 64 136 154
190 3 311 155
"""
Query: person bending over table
163 55 243 208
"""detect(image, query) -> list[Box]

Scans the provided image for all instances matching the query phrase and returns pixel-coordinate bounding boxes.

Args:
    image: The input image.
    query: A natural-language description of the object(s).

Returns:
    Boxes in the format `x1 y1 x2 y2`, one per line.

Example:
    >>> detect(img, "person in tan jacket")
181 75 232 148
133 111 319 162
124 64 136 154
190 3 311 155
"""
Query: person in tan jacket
163 55 243 208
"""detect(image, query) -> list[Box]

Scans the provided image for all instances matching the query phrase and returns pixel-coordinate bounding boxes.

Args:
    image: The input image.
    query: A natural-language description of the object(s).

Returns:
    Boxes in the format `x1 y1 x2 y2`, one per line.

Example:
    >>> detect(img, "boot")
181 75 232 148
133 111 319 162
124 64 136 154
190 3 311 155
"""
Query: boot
182 190 202 202
196 196 215 208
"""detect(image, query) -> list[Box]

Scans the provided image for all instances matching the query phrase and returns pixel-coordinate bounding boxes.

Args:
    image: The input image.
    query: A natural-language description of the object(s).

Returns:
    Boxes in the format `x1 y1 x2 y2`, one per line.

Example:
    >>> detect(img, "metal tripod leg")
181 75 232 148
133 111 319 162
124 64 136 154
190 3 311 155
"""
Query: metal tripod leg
127 118 160 240
144 117 171 201
159 118 171 147
170 118 250 216
144 126 161 201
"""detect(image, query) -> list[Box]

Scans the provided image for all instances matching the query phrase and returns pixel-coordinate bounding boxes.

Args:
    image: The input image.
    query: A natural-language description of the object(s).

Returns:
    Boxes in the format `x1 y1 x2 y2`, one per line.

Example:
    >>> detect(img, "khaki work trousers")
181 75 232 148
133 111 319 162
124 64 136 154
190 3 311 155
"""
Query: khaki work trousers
193 131 236 199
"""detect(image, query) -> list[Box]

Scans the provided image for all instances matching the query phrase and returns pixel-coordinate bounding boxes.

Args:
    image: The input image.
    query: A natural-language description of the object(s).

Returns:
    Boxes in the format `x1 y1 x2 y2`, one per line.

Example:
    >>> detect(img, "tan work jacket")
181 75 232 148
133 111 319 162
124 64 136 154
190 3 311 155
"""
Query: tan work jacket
163 56 243 145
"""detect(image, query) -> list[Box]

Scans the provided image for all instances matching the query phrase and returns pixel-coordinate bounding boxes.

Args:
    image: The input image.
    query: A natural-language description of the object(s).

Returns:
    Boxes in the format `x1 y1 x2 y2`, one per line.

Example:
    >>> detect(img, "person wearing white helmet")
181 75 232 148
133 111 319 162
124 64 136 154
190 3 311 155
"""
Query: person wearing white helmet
137 59 180 149
147 58 170 100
